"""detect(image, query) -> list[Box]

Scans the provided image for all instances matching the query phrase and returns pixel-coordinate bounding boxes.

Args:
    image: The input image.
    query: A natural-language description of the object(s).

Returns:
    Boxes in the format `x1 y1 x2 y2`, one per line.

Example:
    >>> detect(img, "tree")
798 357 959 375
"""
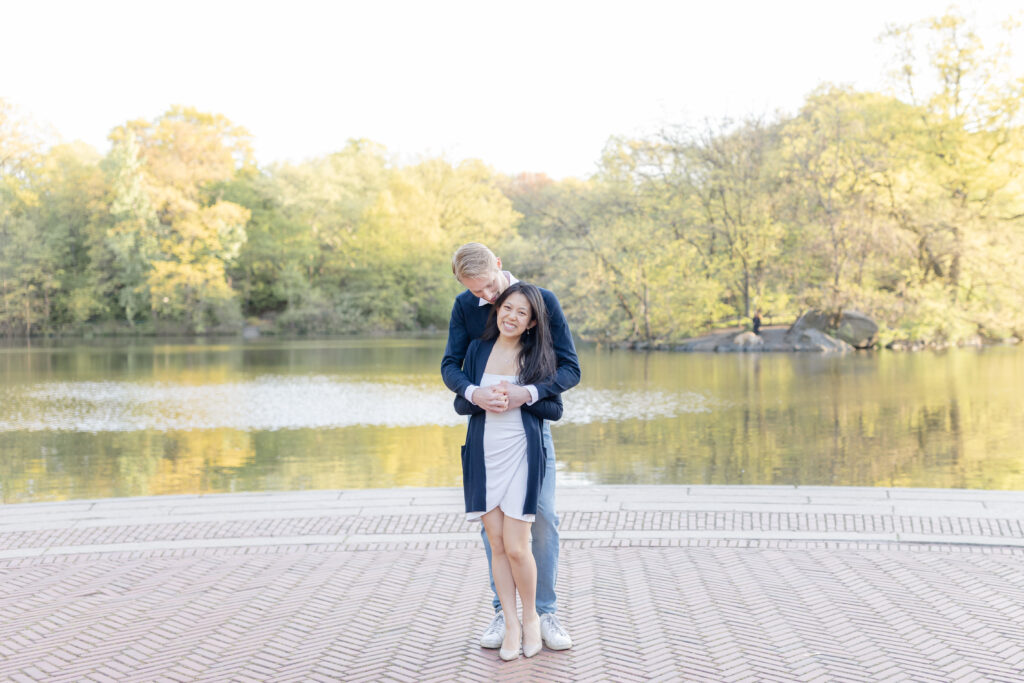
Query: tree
147 201 250 331
0 99 47 178
882 9 1024 340
93 131 159 325
32 143 107 328
659 119 786 322
779 88 912 323
1 106 104 335
356 157 520 330
510 139 728 343
254 140 392 333
110 107 253 332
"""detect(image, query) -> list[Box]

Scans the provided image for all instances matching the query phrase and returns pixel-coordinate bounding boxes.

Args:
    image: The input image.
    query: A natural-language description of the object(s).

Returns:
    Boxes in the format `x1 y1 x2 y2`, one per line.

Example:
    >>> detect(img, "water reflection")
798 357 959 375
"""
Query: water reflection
1 338 1022 503
0 379 712 431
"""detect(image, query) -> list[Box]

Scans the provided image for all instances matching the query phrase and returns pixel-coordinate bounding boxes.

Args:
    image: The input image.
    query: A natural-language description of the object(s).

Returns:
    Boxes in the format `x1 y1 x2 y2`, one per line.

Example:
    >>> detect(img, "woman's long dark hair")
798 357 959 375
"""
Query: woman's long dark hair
481 282 557 386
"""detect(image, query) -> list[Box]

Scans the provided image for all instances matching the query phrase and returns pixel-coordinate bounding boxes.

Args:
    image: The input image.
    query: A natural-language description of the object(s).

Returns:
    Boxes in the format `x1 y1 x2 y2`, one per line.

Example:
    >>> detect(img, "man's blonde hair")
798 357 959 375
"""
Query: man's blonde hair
452 242 498 280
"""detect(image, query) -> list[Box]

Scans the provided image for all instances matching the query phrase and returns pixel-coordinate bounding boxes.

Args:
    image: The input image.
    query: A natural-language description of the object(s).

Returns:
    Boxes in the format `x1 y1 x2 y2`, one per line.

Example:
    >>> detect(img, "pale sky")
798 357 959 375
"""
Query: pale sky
5 0 1022 179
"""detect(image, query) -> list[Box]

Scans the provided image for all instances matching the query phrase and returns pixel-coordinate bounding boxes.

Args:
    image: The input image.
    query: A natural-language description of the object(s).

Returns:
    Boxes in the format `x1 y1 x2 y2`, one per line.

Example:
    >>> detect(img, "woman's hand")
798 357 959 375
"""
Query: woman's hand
473 384 510 413
498 380 531 410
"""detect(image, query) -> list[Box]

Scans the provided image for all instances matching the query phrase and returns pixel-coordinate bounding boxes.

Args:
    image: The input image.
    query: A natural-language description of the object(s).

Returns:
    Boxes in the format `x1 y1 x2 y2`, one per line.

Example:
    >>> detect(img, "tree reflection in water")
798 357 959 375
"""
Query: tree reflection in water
1 339 1022 503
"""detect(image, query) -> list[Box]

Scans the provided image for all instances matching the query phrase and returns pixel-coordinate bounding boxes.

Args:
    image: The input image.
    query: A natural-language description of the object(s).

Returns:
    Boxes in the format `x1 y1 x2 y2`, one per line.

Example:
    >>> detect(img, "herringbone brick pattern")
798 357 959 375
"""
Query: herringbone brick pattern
2 486 1024 681
2 546 1024 680
3 509 1021 552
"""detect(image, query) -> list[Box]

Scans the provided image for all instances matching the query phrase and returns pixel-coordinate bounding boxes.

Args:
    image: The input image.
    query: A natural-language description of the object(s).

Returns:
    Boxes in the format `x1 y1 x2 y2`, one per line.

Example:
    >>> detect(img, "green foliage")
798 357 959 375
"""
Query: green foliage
222 144 516 335
95 131 159 325
0 133 107 335
108 107 254 333
506 8 1024 345
1 8 1022 345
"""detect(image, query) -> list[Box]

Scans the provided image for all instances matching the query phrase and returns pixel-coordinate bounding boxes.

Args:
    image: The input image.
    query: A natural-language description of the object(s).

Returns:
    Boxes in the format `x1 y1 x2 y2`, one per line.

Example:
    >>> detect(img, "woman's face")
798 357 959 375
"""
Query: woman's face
496 291 536 340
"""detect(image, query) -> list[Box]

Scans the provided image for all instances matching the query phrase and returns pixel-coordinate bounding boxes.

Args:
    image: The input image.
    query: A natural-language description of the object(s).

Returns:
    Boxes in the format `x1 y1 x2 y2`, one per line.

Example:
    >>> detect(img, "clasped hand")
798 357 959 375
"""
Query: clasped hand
473 381 529 413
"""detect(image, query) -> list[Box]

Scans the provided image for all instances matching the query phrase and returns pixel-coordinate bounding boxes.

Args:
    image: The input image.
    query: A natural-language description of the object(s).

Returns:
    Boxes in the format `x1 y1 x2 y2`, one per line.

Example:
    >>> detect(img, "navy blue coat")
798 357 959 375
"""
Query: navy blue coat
455 339 563 516
441 284 580 403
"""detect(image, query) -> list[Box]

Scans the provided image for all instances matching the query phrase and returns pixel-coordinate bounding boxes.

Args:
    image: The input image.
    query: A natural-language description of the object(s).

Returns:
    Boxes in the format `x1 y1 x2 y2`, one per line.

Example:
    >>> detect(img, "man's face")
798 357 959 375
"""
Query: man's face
459 268 507 304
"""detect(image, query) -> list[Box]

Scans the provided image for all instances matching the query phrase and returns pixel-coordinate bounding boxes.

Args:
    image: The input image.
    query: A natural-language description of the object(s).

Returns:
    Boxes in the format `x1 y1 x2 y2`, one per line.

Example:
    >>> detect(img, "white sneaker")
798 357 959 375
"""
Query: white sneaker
480 611 506 649
539 613 572 650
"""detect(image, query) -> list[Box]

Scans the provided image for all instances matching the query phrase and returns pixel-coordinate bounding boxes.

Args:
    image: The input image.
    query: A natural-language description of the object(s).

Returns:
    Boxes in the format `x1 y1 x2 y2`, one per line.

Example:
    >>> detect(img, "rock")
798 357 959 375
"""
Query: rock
790 310 829 333
886 339 926 351
676 324 850 353
676 331 736 352
784 327 853 352
834 310 878 348
714 331 765 352
789 309 878 348
733 331 764 348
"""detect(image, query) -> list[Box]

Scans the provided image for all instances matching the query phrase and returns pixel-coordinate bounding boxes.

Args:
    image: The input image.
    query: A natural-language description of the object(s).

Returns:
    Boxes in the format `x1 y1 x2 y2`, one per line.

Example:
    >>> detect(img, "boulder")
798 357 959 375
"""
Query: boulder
790 310 830 332
784 326 853 352
834 310 878 348
715 331 765 352
790 309 878 348
676 323 853 353
676 331 736 352
732 331 764 349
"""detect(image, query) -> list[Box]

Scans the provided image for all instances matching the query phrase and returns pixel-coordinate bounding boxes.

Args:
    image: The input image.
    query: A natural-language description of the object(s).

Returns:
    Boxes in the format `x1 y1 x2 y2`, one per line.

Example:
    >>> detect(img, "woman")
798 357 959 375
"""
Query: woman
455 282 563 661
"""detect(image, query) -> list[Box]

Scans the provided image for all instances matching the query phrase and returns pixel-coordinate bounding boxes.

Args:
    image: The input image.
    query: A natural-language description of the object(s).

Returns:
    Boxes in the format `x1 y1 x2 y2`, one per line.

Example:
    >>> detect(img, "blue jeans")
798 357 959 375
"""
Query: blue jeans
481 421 559 615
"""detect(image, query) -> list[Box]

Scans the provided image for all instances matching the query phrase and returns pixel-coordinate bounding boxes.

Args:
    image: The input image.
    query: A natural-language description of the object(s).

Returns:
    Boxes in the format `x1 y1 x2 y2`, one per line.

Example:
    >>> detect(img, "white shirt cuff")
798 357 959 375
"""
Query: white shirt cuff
465 386 478 403
525 385 539 405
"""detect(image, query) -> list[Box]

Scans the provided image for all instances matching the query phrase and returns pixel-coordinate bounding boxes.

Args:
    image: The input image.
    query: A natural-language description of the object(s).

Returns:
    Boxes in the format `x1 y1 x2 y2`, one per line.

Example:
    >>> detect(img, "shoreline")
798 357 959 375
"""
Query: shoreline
602 325 1022 353
3 324 1020 353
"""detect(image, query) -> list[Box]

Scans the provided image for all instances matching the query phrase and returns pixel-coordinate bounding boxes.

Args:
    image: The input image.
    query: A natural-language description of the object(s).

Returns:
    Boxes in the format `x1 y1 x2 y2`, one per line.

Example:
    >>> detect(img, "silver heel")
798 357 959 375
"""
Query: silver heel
523 618 542 657
499 621 522 661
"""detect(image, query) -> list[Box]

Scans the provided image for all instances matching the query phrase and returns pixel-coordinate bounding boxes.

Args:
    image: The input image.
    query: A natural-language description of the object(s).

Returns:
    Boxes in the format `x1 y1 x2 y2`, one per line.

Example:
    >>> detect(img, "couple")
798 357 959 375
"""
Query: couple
441 242 580 661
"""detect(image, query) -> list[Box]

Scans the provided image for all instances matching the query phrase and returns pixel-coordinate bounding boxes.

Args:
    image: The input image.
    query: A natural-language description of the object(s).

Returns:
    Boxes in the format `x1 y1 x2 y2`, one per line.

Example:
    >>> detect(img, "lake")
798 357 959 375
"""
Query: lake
1 338 1022 503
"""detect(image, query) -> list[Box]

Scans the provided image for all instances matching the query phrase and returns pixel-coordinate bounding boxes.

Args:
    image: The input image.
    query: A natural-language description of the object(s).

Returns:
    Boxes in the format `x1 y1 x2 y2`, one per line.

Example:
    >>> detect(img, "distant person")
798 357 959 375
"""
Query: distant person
752 310 762 336
442 243 580 657
454 282 563 660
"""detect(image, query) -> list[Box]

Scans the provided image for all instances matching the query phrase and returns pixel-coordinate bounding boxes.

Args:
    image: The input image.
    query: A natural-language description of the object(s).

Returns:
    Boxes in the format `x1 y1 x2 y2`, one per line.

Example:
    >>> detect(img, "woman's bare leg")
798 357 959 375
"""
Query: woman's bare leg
481 508 520 653
502 516 540 654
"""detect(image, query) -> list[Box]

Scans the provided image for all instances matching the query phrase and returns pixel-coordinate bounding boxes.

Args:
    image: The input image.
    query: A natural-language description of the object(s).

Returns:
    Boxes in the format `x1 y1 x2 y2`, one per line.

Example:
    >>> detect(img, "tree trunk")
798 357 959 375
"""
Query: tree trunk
641 266 651 341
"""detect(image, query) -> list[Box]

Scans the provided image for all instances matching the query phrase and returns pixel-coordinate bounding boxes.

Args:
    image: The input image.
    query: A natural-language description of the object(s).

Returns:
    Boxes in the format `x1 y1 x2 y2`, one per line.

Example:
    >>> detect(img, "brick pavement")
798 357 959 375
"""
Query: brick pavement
1 485 1023 681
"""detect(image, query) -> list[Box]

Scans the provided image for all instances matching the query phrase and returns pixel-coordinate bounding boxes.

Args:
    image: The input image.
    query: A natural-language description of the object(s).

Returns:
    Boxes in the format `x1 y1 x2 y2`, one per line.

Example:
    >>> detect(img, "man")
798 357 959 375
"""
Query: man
441 242 580 651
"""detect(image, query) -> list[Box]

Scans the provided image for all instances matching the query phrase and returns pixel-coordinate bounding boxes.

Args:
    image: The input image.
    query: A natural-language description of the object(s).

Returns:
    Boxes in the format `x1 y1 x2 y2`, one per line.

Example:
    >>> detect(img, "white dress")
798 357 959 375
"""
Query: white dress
466 372 536 523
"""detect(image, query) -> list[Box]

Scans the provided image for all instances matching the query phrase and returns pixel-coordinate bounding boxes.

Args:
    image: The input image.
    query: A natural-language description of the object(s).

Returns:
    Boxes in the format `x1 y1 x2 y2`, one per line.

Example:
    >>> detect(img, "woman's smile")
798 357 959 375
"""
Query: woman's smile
496 292 535 339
